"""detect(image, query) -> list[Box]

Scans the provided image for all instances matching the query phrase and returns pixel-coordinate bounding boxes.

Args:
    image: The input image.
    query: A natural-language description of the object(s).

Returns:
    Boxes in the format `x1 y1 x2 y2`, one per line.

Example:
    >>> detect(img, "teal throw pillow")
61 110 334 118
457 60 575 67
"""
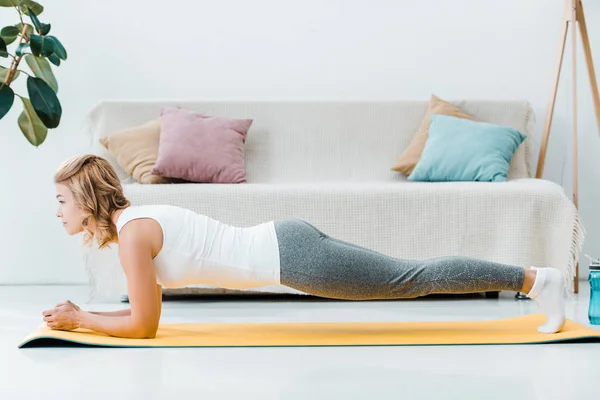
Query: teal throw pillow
407 114 526 182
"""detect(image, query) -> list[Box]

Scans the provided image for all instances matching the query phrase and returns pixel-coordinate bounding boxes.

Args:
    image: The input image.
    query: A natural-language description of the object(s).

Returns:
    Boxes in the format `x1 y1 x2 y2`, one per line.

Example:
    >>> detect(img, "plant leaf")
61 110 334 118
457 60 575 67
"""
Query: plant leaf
27 7 43 32
26 76 61 128
18 96 47 146
1 26 20 36
0 0 22 6
21 1 43 16
25 54 57 92
48 53 60 66
47 36 66 60
0 66 20 82
40 23 50 36
1 26 19 45
0 37 7 58
29 34 54 57
0 83 14 120
28 35 40 55
15 42 29 56
16 23 34 37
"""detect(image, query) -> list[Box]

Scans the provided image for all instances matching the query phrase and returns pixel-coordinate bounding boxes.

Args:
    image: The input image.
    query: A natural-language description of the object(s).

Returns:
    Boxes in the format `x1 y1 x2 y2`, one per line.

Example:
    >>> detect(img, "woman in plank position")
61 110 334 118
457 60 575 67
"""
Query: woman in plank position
44 155 567 338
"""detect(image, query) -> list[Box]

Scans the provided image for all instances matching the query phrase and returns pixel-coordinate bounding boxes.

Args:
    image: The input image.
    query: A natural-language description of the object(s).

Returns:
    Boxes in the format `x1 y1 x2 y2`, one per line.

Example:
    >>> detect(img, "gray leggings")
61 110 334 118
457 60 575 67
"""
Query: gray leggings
273 219 525 300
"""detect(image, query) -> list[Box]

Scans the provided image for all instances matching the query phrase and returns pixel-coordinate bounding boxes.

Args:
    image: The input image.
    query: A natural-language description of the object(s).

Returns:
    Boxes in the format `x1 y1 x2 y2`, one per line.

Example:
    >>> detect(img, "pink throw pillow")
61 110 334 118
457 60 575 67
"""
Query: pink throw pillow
151 107 252 183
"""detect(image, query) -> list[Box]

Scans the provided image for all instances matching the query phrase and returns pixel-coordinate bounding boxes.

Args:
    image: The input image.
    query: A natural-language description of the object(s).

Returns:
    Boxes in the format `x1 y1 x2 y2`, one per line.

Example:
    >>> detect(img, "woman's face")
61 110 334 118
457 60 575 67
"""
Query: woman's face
55 183 87 235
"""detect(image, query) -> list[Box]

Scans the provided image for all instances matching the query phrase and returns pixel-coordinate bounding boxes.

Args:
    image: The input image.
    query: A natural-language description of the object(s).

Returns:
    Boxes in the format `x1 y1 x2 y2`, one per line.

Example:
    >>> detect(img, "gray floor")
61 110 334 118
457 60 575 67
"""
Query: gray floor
1 282 599 400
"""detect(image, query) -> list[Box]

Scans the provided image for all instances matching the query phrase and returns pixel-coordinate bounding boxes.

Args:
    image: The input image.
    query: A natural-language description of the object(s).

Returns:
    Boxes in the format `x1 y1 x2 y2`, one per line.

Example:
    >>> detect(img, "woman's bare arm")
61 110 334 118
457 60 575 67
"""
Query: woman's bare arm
78 222 161 339
89 309 131 317
87 285 162 317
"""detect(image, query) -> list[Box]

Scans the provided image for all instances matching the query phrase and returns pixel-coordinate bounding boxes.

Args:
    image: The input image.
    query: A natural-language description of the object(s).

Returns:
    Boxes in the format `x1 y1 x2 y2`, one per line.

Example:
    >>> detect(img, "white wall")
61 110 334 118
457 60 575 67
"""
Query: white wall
1 0 599 284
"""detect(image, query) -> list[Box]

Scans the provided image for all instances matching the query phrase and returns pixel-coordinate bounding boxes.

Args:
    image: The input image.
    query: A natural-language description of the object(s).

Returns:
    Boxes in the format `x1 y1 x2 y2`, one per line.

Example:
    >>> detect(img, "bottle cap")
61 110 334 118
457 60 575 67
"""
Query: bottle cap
584 254 600 270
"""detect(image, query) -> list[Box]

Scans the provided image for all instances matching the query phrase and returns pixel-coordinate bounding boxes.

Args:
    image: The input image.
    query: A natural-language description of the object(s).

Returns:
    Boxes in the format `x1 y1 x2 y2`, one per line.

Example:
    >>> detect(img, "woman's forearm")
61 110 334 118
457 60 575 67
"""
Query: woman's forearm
89 309 131 317
78 311 155 339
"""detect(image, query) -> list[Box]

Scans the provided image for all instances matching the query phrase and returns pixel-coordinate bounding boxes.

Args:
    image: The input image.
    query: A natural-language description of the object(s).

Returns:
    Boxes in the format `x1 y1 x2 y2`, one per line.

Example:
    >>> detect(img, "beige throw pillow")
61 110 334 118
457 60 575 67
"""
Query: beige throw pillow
99 119 173 184
391 94 479 175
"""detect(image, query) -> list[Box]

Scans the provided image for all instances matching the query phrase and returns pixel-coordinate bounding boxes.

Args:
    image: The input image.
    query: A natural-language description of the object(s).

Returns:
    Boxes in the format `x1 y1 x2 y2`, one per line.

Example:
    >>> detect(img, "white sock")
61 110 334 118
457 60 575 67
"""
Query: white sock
526 267 566 333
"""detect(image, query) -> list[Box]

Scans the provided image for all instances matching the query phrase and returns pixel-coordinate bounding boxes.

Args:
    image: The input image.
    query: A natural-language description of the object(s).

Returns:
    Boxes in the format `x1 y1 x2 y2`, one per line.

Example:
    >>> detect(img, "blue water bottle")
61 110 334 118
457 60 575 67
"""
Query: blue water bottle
585 254 600 325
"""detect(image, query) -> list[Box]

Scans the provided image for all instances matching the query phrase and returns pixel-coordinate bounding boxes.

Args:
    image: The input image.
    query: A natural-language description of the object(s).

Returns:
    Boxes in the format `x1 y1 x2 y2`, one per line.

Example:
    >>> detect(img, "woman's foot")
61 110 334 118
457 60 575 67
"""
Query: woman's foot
525 267 566 333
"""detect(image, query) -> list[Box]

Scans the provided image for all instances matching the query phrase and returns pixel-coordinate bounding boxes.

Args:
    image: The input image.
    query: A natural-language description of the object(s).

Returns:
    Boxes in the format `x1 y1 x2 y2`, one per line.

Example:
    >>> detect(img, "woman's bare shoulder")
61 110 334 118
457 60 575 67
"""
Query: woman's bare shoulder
118 218 163 258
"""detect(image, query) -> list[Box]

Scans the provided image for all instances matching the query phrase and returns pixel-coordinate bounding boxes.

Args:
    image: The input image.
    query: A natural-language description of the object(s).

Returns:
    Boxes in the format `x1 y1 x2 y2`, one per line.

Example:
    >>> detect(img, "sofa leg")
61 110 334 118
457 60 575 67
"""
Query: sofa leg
514 292 530 300
484 291 500 299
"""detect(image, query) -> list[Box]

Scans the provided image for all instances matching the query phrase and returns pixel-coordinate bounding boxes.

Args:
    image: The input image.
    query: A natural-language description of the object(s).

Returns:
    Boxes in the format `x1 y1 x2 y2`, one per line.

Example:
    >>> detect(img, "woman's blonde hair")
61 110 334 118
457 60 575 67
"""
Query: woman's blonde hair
54 154 130 249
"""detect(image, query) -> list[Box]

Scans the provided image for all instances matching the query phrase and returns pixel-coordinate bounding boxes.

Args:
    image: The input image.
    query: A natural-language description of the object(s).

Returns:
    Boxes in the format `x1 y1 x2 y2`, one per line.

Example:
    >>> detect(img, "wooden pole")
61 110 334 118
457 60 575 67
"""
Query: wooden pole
577 0 600 139
535 1 570 179
571 0 579 294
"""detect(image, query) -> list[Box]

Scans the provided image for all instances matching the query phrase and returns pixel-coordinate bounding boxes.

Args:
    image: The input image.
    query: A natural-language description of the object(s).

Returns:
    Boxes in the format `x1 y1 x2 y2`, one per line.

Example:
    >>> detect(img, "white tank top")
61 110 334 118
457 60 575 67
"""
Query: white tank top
115 204 281 290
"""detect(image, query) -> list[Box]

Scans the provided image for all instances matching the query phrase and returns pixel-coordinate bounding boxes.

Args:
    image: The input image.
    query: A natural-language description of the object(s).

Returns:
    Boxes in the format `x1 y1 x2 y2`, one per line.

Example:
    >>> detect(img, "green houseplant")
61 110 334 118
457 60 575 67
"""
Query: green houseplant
0 0 67 146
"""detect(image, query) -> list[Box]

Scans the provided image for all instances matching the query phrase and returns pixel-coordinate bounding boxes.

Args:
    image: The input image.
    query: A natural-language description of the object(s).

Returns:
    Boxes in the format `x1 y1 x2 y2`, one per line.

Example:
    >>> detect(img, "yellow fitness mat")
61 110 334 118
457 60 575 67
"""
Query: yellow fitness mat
18 314 600 348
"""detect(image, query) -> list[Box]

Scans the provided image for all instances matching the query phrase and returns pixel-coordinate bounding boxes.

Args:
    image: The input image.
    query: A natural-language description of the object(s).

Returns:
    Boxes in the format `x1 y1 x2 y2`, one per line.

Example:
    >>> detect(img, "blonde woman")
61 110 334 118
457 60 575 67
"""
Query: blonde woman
44 155 567 339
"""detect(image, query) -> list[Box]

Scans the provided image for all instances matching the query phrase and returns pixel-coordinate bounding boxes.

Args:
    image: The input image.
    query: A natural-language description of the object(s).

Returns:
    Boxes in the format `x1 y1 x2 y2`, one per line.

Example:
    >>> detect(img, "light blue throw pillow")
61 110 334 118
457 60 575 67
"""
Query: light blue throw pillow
407 114 527 182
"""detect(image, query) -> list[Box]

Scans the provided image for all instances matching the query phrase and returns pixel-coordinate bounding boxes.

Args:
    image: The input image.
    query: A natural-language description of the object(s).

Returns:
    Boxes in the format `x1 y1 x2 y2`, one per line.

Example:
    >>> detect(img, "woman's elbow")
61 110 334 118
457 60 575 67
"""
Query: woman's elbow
129 312 159 339
140 331 157 339
131 324 158 339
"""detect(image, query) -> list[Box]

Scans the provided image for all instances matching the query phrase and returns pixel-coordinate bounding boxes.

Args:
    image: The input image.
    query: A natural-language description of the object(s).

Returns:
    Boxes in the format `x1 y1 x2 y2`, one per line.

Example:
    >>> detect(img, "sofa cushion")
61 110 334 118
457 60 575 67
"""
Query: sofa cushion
408 114 527 182
99 119 175 184
151 107 253 184
391 94 478 175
